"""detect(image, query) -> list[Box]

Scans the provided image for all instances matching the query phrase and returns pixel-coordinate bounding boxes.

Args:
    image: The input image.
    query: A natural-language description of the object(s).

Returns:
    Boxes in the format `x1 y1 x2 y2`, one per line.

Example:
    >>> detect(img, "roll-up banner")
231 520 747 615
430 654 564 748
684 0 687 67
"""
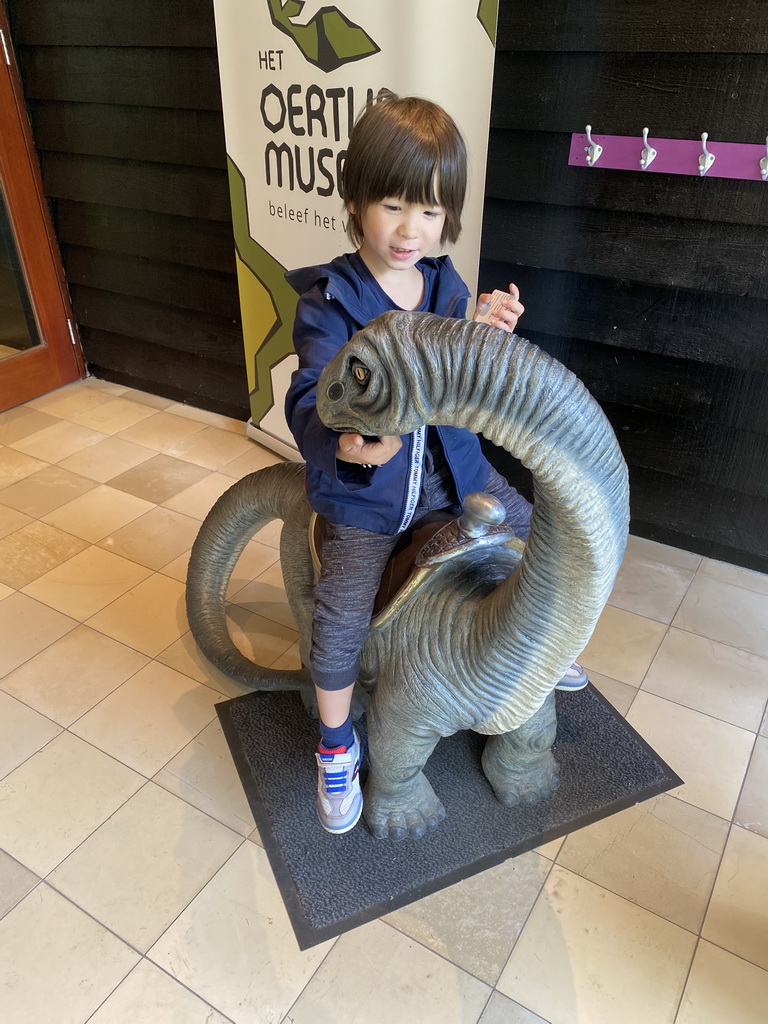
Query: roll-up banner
213 1 500 458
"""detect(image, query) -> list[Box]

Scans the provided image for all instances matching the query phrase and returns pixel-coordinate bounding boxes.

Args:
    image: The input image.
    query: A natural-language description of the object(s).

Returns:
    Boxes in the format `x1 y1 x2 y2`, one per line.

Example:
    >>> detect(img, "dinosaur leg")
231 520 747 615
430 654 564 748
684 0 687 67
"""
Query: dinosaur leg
481 691 560 806
363 693 446 841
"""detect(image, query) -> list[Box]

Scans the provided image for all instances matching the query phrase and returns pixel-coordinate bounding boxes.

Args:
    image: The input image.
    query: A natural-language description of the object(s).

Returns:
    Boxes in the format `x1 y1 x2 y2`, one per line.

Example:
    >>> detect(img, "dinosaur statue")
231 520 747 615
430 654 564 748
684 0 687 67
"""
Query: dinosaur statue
186 311 629 840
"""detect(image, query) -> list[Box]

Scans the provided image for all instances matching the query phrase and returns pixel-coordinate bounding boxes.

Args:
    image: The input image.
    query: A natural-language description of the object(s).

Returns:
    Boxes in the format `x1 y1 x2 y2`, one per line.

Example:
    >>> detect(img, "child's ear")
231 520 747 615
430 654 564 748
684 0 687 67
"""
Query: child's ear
346 202 356 215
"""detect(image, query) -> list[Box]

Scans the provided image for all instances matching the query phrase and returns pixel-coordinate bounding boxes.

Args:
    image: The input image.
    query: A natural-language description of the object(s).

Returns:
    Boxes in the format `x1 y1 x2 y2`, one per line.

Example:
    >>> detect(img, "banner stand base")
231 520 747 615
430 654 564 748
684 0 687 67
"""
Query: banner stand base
245 419 303 463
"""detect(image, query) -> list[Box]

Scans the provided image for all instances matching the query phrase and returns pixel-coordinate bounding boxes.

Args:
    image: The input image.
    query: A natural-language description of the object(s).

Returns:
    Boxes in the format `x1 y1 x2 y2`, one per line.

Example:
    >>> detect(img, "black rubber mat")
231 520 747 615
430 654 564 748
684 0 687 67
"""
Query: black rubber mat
217 685 682 949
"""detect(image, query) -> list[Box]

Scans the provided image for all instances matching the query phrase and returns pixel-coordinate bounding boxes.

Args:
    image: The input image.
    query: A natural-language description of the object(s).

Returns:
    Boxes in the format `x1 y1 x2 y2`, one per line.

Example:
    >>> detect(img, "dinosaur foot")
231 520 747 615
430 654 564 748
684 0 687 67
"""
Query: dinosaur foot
363 772 446 841
482 742 560 808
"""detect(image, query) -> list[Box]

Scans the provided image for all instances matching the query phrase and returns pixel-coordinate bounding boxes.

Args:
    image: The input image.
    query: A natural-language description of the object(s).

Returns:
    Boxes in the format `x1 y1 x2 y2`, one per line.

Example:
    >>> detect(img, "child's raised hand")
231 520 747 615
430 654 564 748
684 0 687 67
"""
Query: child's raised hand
337 433 402 466
473 283 524 332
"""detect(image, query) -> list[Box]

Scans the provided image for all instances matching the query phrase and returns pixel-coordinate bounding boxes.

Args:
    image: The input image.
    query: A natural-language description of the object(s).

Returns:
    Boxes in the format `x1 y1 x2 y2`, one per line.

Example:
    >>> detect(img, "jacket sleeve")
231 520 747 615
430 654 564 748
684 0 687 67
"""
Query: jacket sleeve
285 287 372 488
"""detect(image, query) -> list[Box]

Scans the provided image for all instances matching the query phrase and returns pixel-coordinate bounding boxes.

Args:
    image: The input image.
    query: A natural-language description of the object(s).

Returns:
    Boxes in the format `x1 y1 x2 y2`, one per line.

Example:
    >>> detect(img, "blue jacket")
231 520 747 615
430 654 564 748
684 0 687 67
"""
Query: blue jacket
285 251 495 535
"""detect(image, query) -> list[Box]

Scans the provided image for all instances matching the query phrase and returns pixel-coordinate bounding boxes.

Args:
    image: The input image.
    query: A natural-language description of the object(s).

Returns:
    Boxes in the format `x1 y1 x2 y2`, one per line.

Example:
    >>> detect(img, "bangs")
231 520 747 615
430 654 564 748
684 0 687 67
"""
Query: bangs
341 94 467 247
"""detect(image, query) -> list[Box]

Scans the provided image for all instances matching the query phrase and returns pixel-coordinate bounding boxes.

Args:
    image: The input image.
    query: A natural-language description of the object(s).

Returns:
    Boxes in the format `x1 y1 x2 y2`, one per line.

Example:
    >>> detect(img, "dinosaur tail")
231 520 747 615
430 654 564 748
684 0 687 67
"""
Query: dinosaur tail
185 461 311 691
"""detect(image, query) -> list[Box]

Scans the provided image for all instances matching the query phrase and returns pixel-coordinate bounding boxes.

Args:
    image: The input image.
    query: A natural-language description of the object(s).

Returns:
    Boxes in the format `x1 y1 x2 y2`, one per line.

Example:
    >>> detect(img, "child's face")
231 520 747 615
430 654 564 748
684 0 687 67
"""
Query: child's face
354 197 446 279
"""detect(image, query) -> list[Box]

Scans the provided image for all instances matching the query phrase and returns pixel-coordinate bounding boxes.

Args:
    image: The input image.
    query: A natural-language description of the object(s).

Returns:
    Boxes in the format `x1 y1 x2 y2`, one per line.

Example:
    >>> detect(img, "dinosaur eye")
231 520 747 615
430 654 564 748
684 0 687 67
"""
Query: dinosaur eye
351 360 371 388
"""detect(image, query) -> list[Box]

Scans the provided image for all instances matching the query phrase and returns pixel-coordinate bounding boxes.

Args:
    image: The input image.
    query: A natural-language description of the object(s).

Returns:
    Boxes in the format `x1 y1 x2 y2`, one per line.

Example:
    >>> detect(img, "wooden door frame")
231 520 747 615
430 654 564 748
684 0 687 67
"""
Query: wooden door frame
0 6 84 409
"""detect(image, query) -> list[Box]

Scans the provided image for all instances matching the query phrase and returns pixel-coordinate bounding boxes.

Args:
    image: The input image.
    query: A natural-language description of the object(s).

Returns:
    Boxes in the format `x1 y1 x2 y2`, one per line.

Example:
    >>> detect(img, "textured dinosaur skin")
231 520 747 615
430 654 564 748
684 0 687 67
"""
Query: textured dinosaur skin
186 311 629 839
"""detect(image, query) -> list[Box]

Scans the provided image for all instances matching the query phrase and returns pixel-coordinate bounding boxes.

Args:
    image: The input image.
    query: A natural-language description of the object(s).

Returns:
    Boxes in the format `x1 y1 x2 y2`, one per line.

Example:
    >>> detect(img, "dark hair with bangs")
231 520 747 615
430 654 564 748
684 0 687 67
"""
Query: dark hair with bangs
340 91 467 248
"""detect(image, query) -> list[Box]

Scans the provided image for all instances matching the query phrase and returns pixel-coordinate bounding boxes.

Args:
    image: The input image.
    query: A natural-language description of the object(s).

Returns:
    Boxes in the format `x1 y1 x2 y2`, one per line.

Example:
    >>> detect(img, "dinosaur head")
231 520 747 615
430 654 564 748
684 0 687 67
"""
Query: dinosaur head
317 310 439 436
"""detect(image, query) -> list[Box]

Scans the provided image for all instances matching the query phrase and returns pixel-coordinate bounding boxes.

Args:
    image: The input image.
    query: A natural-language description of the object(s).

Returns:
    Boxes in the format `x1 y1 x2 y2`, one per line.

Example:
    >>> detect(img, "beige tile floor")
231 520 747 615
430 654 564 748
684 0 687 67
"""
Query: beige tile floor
1 377 767 1024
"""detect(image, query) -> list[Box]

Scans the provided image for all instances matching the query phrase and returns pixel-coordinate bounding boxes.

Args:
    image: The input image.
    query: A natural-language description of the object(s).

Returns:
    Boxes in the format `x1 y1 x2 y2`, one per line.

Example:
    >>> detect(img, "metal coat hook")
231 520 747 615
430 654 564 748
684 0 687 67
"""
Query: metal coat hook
698 132 716 176
760 136 768 181
585 125 603 167
640 127 657 171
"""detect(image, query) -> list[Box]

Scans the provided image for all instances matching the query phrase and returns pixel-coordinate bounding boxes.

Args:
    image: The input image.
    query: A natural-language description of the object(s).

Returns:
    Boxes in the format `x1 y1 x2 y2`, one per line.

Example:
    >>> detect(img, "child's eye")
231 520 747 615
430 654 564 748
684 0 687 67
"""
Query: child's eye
383 203 400 211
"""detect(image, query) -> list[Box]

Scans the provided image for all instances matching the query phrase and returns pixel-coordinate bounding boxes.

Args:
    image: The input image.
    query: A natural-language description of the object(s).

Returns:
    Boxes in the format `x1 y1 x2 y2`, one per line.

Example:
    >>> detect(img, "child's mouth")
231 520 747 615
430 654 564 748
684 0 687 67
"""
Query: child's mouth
391 247 416 260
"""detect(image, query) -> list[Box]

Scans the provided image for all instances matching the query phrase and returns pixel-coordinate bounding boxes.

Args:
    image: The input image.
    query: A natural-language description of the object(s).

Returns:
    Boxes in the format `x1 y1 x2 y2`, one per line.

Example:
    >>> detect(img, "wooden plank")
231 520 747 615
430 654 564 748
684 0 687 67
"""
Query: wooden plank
491 52 768 140
63 246 241 320
478 260 768 372
17 46 222 109
81 329 250 419
485 130 768 229
54 202 236 274
9 0 217 47
627 465 768 571
70 285 246 365
41 153 232 221
481 200 768 300
497 1 768 54
29 101 226 169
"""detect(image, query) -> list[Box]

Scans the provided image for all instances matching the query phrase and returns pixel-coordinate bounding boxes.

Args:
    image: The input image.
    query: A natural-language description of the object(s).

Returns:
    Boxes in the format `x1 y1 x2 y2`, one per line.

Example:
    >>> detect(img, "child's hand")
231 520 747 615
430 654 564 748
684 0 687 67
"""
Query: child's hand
337 433 402 466
473 283 524 332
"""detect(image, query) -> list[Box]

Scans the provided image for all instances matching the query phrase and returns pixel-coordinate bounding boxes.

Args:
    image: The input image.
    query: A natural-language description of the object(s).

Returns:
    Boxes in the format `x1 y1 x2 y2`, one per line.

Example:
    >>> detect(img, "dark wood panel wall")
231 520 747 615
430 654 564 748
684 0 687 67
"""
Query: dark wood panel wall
6 0 249 418
6 0 768 569
479 1 768 571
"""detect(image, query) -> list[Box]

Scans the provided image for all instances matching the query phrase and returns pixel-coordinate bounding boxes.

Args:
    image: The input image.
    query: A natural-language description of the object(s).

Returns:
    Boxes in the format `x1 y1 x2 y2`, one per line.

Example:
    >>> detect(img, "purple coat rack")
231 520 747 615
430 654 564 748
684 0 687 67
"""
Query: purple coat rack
569 129 768 182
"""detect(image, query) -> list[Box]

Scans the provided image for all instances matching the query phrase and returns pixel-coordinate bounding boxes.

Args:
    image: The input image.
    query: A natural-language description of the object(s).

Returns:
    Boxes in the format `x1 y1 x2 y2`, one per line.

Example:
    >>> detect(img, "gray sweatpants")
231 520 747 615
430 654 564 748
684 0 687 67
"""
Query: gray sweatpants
310 466 532 691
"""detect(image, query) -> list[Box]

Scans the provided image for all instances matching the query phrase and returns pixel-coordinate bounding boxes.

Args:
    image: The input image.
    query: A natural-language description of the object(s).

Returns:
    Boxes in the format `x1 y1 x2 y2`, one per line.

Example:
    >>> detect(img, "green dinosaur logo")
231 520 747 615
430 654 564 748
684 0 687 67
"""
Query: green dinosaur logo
477 0 499 44
267 0 380 73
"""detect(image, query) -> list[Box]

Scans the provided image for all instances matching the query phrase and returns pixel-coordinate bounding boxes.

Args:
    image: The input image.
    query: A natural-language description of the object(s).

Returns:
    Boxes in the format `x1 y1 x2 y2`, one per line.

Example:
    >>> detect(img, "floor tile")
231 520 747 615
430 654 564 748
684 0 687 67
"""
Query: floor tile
70 395 157 433
608 548 694 623
479 992 549 1024
86 572 188 656
0 519 89 588
699 557 768 596
735 736 768 840
57 434 155 482
219 441 284 478
0 850 39 919
98 505 201 569
225 536 281 597
0 690 61 780
0 406 61 446
158 547 191 582
119 386 174 409
676 939 768 1024
80 377 129 396
702 826 768 970
49 782 241 952
153 719 255 836
271 637 303 671
627 691 755 819
0 624 148 727
291 919 491 1023
0 502 31 539
557 793 728 932
673 575 768 659
166 402 246 433
154 629 253 698
588 670 637 715
70 661 220 776
26 382 114 418
86 959 231 1024
385 851 551 985
497 866 696 1024
115 410 208 451
148 842 332 1024
642 627 768 731
0 884 138 1024
0 731 144 875
0 446 47 488
229 560 298 629
0 464 98 517
9 420 107 462
163 425 256 469
623 534 702 571
21 546 152 620
226 603 300 668
0 581 11 601
0 592 76 677
41 484 155 542
162 471 238 519
109 453 211 503
578 605 667 685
